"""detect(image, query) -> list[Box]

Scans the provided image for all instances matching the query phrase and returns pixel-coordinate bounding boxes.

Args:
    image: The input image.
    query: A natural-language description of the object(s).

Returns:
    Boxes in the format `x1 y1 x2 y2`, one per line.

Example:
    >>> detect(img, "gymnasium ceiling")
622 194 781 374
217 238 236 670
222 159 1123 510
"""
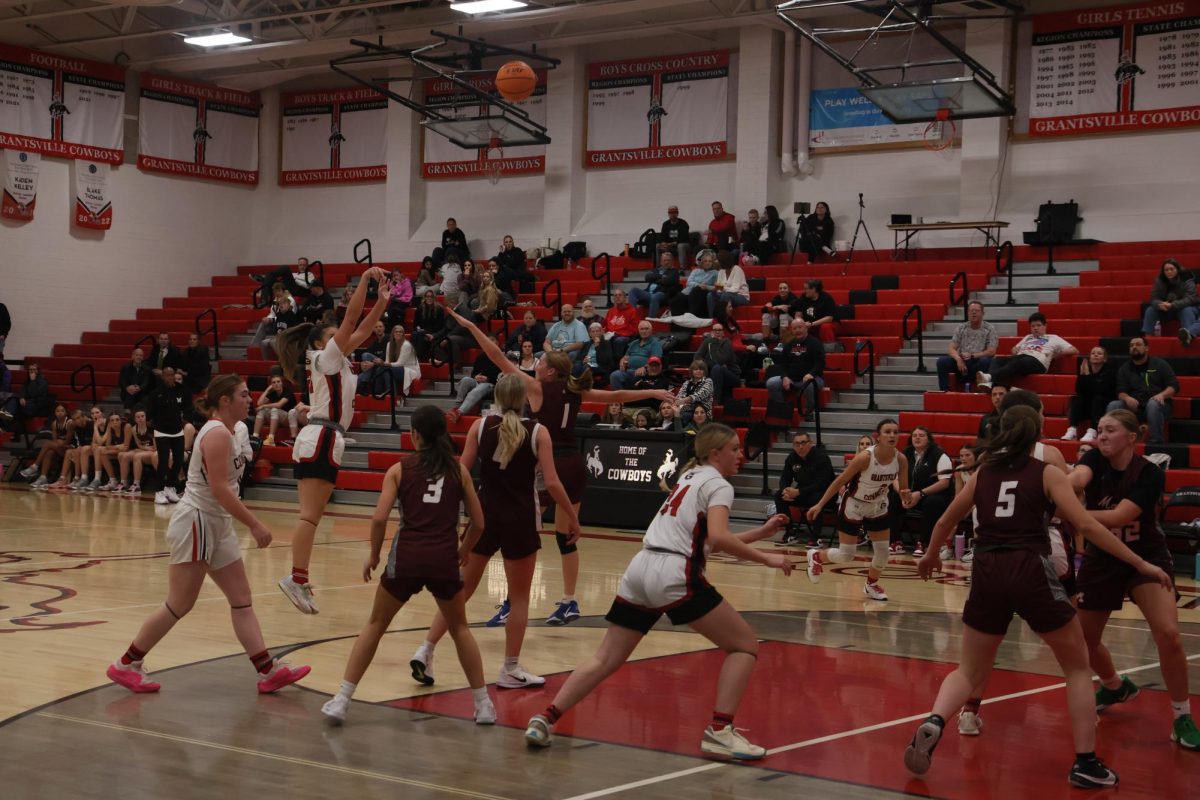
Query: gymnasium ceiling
0 0 1136 90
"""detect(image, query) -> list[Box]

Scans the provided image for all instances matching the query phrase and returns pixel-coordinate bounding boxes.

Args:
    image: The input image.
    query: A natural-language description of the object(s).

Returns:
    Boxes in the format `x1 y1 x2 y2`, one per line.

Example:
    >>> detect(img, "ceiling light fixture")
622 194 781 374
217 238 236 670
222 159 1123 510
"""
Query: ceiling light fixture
183 32 252 47
449 0 528 14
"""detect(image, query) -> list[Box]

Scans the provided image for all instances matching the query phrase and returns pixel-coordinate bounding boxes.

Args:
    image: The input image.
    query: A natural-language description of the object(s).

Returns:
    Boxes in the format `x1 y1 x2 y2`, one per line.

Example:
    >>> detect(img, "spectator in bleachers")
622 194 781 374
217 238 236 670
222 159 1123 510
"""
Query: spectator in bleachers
446 332 503 423
430 300 477 366
856 433 873 453
798 201 835 262
900 426 953 557
384 269 413 326
696 320 740 403
471 271 505 323
624 355 671 408
1141 257 1198 344
516 339 540 377
260 293 302 358
181 333 211 395
975 313 1077 390
253 375 292 446
119 349 154 410
544 303 589 360
977 384 1008 440
1108 335 1178 444
576 298 601 329
609 321 663 389
747 205 787 265
413 290 447 362
415 257 439 294
774 432 835 546
708 250 751 317
250 257 314 307
495 235 533 294
438 249 464 308
631 408 655 430
301 280 334 326
458 260 480 305
739 209 763 256
1064 346 1117 442
793 279 839 345
629 251 681 319
761 282 798 341
656 399 681 431
381 324 421 401
604 289 641 358
669 249 719 317
682 405 710 458
506 309 546 356
937 300 998 392
601 401 631 428
148 332 184 377
1 362 50 427
674 360 714 424
432 217 469 268
657 205 691 267
577 322 615 384
713 301 754 375
356 321 388 369
766 319 825 419
705 201 738 252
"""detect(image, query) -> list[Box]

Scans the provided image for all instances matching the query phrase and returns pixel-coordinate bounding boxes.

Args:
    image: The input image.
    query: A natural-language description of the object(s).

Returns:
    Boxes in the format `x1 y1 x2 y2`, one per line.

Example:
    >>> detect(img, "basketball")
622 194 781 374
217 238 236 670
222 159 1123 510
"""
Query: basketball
495 60 537 102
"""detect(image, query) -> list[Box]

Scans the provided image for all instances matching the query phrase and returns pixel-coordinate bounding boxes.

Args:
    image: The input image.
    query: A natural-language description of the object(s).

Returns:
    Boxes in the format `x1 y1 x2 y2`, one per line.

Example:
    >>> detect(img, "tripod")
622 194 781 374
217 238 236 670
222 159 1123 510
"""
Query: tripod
845 192 879 265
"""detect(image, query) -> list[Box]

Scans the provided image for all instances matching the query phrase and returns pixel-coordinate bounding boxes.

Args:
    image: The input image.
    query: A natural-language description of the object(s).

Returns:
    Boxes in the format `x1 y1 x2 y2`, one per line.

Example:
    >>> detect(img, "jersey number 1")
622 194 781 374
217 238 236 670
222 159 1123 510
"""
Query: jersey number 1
423 477 445 504
659 484 690 516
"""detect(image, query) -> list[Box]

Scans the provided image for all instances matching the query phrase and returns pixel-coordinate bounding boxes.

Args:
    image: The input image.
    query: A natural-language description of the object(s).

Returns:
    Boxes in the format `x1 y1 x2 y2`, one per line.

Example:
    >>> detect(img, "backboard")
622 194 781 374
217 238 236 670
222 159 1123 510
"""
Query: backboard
421 114 550 149
858 75 1015 123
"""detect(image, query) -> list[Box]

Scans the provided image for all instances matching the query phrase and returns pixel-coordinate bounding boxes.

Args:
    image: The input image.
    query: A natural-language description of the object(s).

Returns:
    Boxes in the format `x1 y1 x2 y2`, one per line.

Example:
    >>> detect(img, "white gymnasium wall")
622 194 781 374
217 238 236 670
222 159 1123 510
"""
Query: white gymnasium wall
2 158 255 359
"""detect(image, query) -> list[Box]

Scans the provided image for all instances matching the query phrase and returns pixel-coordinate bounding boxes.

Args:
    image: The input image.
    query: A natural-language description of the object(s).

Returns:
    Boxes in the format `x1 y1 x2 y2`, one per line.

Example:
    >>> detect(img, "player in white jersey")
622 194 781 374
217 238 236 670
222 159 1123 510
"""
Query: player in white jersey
806 418 910 601
524 424 793 761
273 264 391 614
106 375 310 695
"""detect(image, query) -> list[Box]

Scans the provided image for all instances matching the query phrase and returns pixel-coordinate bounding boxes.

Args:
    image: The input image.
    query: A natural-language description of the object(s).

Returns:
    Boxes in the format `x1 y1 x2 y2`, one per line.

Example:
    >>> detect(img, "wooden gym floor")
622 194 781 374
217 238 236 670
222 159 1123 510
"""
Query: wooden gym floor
1 485 1197 798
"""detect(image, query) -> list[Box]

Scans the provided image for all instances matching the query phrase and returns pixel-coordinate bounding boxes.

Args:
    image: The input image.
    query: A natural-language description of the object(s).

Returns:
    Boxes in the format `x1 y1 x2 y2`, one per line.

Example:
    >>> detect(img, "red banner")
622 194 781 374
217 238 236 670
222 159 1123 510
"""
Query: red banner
1028 1 1200 137
0 43 125 164
280 85 387 185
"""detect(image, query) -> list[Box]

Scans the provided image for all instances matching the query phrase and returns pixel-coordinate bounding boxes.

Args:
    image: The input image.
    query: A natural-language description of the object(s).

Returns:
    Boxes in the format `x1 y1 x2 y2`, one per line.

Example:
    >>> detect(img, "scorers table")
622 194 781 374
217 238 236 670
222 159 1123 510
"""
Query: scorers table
887 220 1009 259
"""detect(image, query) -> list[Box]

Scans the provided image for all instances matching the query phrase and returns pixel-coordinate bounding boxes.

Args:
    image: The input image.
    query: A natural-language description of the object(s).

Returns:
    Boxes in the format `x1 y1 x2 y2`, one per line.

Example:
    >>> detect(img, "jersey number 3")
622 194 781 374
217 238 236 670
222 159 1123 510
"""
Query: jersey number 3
659 484 690 517
423 477 445 504
995 480 1018 518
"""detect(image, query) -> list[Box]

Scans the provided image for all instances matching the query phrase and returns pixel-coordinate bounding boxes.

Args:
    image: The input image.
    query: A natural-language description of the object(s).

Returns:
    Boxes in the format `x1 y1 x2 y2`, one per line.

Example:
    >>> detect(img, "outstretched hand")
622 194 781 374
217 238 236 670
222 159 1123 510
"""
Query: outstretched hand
916 552 941 581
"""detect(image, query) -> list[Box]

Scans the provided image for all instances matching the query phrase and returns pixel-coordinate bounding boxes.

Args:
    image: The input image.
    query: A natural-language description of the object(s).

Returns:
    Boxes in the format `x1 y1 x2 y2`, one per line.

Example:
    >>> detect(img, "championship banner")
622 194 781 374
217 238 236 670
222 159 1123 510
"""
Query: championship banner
808 87 932 149
0 43 125 164
586 50 730 168
1 149 38 221
1029 0 1200 136
421 71 547 180
138 74 260 185
73 160 112 230
280 86 387 185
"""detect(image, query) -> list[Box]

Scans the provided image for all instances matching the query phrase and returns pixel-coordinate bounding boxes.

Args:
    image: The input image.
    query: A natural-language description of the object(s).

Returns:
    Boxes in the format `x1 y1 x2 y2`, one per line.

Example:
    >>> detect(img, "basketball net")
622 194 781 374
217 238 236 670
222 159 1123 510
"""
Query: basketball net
923 108 956 152
484 136 504 185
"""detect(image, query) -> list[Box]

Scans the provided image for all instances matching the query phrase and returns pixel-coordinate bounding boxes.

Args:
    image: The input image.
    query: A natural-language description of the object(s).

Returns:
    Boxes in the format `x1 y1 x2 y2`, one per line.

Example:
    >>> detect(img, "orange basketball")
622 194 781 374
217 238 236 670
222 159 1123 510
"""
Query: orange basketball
495 60 537 102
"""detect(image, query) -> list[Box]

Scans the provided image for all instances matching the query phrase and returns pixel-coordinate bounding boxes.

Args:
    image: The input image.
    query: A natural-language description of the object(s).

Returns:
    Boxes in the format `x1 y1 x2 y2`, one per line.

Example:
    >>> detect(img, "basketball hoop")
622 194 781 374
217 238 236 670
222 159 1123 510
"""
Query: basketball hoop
923 108 956 152
483 136 504 185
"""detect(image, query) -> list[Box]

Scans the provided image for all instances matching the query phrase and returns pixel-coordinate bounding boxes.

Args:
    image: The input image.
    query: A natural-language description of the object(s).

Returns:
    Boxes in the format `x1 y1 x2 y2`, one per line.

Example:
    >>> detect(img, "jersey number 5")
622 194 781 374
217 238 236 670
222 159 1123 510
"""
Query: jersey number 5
659 484 690 517
995 480 1018 518
423 477 445 504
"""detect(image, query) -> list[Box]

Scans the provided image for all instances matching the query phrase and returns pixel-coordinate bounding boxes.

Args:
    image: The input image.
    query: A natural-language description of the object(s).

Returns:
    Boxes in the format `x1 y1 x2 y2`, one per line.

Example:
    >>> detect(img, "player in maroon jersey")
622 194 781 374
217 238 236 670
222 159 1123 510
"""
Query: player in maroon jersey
905 405 1172 789
442 306 676 626
320 405 494 725
1071 409 1197 750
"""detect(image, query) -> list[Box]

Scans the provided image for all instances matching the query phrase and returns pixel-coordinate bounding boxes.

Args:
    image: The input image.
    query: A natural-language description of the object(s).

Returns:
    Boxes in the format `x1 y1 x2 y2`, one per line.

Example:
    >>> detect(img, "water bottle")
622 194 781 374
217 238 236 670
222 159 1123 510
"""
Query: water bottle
954 533 965 561
764 501 777 517
1154 321 1162 337
1194 552 1200 582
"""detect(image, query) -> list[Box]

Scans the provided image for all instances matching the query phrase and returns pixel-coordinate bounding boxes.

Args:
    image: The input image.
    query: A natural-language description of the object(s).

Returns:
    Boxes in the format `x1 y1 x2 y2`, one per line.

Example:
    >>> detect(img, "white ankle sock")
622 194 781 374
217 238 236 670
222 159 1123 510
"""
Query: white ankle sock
503 656 519 669
471 687 489 704
421 639 436 652
561 595 576 603
1172 700 1191 719
338 680 357 699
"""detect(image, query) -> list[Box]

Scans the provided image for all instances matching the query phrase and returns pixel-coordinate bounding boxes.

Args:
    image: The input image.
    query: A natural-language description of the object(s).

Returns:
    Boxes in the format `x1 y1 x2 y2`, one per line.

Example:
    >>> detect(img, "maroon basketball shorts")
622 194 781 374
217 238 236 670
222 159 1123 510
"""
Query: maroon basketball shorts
554 448 587 505
962 549 1076 635
472 518 542 561
1075 545 1176 611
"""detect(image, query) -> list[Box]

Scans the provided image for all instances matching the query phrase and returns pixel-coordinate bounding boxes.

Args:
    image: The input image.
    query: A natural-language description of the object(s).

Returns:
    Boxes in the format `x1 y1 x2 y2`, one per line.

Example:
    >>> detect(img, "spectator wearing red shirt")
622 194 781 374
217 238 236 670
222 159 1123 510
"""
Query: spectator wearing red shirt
604 288 641 360
706 201 739 253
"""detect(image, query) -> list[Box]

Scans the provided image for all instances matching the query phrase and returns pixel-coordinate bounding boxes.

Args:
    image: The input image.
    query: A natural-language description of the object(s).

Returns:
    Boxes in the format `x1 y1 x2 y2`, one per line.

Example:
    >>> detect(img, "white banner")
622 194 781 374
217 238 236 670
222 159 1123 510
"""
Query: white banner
2 149 38 221
138 73 259 184
280 86 387 185
73 159 111 230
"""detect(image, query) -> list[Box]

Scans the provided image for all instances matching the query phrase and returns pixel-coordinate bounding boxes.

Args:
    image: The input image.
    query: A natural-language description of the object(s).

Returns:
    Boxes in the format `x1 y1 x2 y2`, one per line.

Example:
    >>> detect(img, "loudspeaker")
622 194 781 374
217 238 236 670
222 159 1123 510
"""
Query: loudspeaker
794 202 811 215
891 214 913 225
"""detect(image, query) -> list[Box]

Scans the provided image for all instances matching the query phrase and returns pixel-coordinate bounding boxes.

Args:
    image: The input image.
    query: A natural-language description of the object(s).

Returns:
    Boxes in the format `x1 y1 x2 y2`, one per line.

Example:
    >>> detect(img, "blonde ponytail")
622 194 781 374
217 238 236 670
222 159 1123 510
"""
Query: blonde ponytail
493 373 529 467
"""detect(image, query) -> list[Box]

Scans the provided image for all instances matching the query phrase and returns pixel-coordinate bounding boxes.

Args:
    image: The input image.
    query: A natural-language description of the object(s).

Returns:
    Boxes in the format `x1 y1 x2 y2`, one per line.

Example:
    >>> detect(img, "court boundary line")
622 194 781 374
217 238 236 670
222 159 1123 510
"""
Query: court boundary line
556 652 1200 800
35 711 514 799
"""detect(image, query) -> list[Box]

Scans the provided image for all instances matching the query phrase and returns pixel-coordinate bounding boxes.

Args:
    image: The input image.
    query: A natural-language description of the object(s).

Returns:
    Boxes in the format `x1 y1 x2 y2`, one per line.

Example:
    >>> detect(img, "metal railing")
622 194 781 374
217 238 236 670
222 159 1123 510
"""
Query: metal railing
589 252 612 307
854 339 877 411
308 259 325 288
797 376 824 447
71 364 97 405
368 365 401 431
194 308 221 361
133 334 155 353
541 278 562 313
949 271 970 321
354 238 372 267
902 304 927 373
995 240 1015 305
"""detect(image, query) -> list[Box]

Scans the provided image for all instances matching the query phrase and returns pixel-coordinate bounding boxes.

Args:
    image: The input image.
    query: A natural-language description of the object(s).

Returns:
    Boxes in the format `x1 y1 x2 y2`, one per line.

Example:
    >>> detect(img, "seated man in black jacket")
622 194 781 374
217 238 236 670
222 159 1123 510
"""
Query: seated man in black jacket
766 319 825 418
626 356 672 408
432 217 469 268
299 280 334 325
775 431 835 545
655 205 691 268
148 332 184 378
119 348 155 410
629 251 681 319
495 235 534 294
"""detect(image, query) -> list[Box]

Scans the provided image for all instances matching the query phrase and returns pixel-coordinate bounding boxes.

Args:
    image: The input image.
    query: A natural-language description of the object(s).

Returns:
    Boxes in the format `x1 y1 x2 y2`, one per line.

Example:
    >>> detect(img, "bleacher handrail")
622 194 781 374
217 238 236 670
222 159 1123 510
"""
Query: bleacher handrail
133 334 155 353
949 271 969 321
70 363 97 405
194 308 221 361
368 365 401 432
797 376 824 447
995 240 1015 306
541 278 563 314
353 239 373 267
854 338 877 411
589 252 612 307
901 304 927 373
308 259 326 288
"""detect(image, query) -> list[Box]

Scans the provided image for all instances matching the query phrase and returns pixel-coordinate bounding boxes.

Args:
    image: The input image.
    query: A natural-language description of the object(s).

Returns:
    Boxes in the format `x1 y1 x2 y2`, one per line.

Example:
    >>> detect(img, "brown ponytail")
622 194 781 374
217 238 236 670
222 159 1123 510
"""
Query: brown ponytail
980 405 1041 469
274 323 333 383
542 350 592 394
194 374 244 418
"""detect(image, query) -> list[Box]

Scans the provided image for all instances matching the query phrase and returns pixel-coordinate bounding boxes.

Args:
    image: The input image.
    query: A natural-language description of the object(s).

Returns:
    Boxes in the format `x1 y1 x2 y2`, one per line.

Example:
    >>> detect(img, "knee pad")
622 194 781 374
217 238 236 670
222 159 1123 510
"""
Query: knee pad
555 532 577 556
826 542 856 564
871 539 890 571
